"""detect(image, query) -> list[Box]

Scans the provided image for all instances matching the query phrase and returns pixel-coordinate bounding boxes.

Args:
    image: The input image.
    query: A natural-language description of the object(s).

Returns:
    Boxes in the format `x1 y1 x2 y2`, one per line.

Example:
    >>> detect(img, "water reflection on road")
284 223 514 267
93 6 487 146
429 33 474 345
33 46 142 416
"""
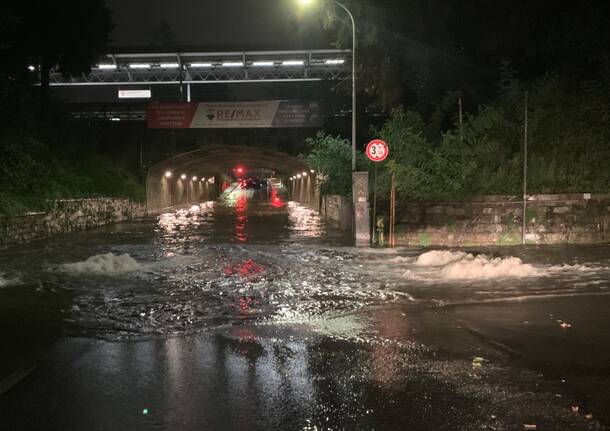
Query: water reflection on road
0 185 609 430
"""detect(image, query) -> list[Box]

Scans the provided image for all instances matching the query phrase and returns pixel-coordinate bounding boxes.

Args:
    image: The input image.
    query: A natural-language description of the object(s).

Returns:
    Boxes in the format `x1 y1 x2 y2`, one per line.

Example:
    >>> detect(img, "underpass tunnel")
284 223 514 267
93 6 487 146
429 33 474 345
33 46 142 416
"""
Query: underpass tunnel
146 146 319 212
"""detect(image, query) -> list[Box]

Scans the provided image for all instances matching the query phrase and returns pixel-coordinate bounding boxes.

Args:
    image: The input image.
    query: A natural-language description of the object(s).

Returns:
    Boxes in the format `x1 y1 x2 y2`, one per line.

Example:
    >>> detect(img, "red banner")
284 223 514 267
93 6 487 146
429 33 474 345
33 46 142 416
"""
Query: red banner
147 103 198 129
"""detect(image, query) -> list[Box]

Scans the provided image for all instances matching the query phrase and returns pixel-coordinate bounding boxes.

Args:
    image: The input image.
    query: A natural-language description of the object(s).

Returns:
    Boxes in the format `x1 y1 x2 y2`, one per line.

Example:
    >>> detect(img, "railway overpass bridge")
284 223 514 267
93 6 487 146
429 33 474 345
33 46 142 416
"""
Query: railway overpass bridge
34 49 350 212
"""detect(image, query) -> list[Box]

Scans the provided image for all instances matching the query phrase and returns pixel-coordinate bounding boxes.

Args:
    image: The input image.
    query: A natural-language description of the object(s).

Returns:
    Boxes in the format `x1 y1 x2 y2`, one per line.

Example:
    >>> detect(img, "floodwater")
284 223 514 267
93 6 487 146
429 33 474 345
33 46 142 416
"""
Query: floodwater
1 183 609 430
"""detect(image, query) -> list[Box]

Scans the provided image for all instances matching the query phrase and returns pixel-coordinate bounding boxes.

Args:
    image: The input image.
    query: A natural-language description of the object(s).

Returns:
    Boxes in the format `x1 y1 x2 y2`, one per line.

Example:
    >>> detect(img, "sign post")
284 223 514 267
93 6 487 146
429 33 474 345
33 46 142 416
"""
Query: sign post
365 140 389 246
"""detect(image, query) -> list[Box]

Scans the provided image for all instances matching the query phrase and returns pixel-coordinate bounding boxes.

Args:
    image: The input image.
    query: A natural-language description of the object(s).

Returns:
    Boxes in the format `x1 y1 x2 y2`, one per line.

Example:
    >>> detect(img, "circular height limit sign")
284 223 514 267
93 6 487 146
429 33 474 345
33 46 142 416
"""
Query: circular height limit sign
365 139 389 162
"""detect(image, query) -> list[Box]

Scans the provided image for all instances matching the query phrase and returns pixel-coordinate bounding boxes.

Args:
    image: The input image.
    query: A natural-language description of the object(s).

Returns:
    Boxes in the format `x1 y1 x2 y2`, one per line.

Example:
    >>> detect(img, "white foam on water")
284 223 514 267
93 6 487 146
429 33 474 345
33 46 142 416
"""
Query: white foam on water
62 253 140 275
0 273 20 288
414 250 468 267
439 254 539 280
405 250 540 280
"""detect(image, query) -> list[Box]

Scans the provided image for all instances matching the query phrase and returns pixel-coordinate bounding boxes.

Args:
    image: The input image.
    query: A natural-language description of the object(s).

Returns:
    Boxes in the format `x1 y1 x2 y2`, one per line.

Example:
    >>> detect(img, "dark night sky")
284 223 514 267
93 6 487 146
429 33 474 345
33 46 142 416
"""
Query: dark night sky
106 0 331 49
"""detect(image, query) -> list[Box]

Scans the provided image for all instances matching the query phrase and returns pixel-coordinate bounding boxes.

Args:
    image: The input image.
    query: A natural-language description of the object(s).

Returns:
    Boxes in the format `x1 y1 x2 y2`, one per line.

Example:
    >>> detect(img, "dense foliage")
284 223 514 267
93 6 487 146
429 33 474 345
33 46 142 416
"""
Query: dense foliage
323 0 610 113
0 128 144 216
309 65 610 202
304 132 354 197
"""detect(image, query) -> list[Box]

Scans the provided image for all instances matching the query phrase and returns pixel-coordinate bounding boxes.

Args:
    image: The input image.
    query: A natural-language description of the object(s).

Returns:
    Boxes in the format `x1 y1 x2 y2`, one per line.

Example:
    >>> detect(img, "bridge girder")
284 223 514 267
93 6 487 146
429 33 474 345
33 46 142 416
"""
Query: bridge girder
43 50 351 86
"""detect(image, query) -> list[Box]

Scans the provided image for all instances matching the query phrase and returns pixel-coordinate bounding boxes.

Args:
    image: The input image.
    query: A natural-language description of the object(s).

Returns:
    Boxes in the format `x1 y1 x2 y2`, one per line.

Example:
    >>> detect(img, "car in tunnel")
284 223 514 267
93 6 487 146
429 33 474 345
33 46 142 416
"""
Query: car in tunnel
240 178 266 190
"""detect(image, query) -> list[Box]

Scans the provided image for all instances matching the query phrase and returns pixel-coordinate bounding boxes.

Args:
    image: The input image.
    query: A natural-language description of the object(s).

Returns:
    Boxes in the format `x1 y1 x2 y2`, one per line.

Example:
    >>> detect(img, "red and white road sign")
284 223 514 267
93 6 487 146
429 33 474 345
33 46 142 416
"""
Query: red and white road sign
365 139 389 162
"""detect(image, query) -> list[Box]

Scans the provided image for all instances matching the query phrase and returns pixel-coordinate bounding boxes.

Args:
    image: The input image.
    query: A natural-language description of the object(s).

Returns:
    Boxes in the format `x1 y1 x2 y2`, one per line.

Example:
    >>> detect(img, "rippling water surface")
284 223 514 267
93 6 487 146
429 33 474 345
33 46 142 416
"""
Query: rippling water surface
1 187 609 341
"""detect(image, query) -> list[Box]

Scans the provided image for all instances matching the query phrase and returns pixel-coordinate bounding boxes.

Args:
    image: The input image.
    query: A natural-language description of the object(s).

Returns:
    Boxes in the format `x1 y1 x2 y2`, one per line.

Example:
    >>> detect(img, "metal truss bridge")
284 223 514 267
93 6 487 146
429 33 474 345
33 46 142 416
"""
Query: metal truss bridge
46 49 351 87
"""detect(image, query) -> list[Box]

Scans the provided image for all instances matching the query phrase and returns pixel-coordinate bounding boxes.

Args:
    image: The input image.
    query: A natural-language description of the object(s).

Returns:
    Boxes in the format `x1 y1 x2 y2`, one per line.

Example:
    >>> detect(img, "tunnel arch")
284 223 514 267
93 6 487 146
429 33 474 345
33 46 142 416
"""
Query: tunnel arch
146 145 315 211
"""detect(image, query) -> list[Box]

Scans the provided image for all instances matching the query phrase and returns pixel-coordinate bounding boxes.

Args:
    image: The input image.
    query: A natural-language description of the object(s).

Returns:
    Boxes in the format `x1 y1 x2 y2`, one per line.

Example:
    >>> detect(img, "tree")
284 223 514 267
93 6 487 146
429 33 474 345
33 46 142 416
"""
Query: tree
305 132 353 197
150 19 177 48
313 0 610 116
2 0 112 106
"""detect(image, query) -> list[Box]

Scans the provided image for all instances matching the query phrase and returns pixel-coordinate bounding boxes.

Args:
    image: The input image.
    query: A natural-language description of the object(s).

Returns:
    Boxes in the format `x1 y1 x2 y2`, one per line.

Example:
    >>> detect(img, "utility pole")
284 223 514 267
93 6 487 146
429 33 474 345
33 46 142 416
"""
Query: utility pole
522 91 529 245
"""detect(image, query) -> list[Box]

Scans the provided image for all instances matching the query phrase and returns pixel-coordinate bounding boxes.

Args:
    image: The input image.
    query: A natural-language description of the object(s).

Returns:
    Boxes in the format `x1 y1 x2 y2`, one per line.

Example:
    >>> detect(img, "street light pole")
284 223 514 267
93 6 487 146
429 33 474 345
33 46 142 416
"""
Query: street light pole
331 1 356 171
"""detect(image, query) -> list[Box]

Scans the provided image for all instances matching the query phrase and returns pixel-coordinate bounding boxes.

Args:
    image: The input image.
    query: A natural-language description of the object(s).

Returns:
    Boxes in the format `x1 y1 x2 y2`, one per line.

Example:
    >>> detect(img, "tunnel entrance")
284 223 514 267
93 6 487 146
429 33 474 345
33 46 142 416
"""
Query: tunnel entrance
146 145 317 212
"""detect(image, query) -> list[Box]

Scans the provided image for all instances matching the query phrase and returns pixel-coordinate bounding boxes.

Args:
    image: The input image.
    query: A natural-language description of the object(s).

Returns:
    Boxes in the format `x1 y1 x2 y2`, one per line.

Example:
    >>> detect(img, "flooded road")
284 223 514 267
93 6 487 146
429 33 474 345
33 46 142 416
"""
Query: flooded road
1 184 609 430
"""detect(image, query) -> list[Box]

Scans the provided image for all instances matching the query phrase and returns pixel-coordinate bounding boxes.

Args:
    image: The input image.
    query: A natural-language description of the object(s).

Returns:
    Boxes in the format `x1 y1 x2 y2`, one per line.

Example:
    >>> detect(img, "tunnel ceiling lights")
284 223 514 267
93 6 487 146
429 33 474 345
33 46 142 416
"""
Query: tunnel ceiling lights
165 171 172 178
181 174 187 180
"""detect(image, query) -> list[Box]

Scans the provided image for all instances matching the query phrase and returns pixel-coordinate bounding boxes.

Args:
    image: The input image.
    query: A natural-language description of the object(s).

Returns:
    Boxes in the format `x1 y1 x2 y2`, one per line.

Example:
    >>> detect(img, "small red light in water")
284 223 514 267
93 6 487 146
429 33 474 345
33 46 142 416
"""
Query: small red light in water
270 188 285 208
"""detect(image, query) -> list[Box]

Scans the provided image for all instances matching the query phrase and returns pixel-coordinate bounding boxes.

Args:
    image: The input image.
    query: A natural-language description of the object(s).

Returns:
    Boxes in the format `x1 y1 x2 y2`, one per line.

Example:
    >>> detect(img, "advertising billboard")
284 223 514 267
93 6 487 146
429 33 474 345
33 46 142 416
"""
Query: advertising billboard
147 100 322 129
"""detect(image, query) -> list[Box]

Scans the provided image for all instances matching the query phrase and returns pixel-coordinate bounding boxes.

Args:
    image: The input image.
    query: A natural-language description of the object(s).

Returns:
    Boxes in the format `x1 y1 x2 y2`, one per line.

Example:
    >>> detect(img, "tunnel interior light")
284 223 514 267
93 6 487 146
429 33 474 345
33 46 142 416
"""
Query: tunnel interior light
310 169 315 173
302 172 308 176
159 62 180 68
252 61 275 67
297 174 302 178
27 65 36 71
97 64 117 70
325 59 345 65
222 62 243 67
165 171 172 178
181 174 187 180
200 178 205 182
190 62 213 68
282 60 304 66
192 176 198 181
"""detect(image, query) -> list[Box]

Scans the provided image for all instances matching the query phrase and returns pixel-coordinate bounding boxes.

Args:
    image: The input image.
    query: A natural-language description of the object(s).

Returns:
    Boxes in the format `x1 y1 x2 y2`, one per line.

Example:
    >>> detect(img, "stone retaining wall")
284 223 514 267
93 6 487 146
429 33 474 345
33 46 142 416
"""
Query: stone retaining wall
0 199 146 249
321 195 353 231
397 193 610 246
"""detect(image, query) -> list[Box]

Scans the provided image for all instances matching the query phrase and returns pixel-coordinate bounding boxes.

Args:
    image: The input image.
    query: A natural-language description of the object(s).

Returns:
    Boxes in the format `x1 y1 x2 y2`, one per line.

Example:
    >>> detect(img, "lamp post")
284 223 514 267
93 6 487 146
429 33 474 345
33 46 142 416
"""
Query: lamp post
298 0 356 171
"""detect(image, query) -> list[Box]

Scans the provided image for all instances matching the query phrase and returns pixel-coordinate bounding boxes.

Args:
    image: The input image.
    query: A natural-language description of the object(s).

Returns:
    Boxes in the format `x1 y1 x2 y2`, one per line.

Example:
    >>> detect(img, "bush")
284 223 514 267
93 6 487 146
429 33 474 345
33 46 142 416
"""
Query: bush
0 131 144 216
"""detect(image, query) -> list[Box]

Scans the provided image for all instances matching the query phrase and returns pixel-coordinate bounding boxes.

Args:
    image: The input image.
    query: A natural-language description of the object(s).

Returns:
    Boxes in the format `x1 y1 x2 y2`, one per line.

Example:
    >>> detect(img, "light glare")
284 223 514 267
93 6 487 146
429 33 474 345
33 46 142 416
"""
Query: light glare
282 60 304 66
165 171 172 178
252 61 275 67
190 62 213 68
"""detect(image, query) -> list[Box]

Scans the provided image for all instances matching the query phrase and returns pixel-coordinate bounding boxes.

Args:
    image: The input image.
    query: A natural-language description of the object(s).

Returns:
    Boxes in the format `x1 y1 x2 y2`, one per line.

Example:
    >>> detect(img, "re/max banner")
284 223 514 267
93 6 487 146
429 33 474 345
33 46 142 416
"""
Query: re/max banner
147 101 322 129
